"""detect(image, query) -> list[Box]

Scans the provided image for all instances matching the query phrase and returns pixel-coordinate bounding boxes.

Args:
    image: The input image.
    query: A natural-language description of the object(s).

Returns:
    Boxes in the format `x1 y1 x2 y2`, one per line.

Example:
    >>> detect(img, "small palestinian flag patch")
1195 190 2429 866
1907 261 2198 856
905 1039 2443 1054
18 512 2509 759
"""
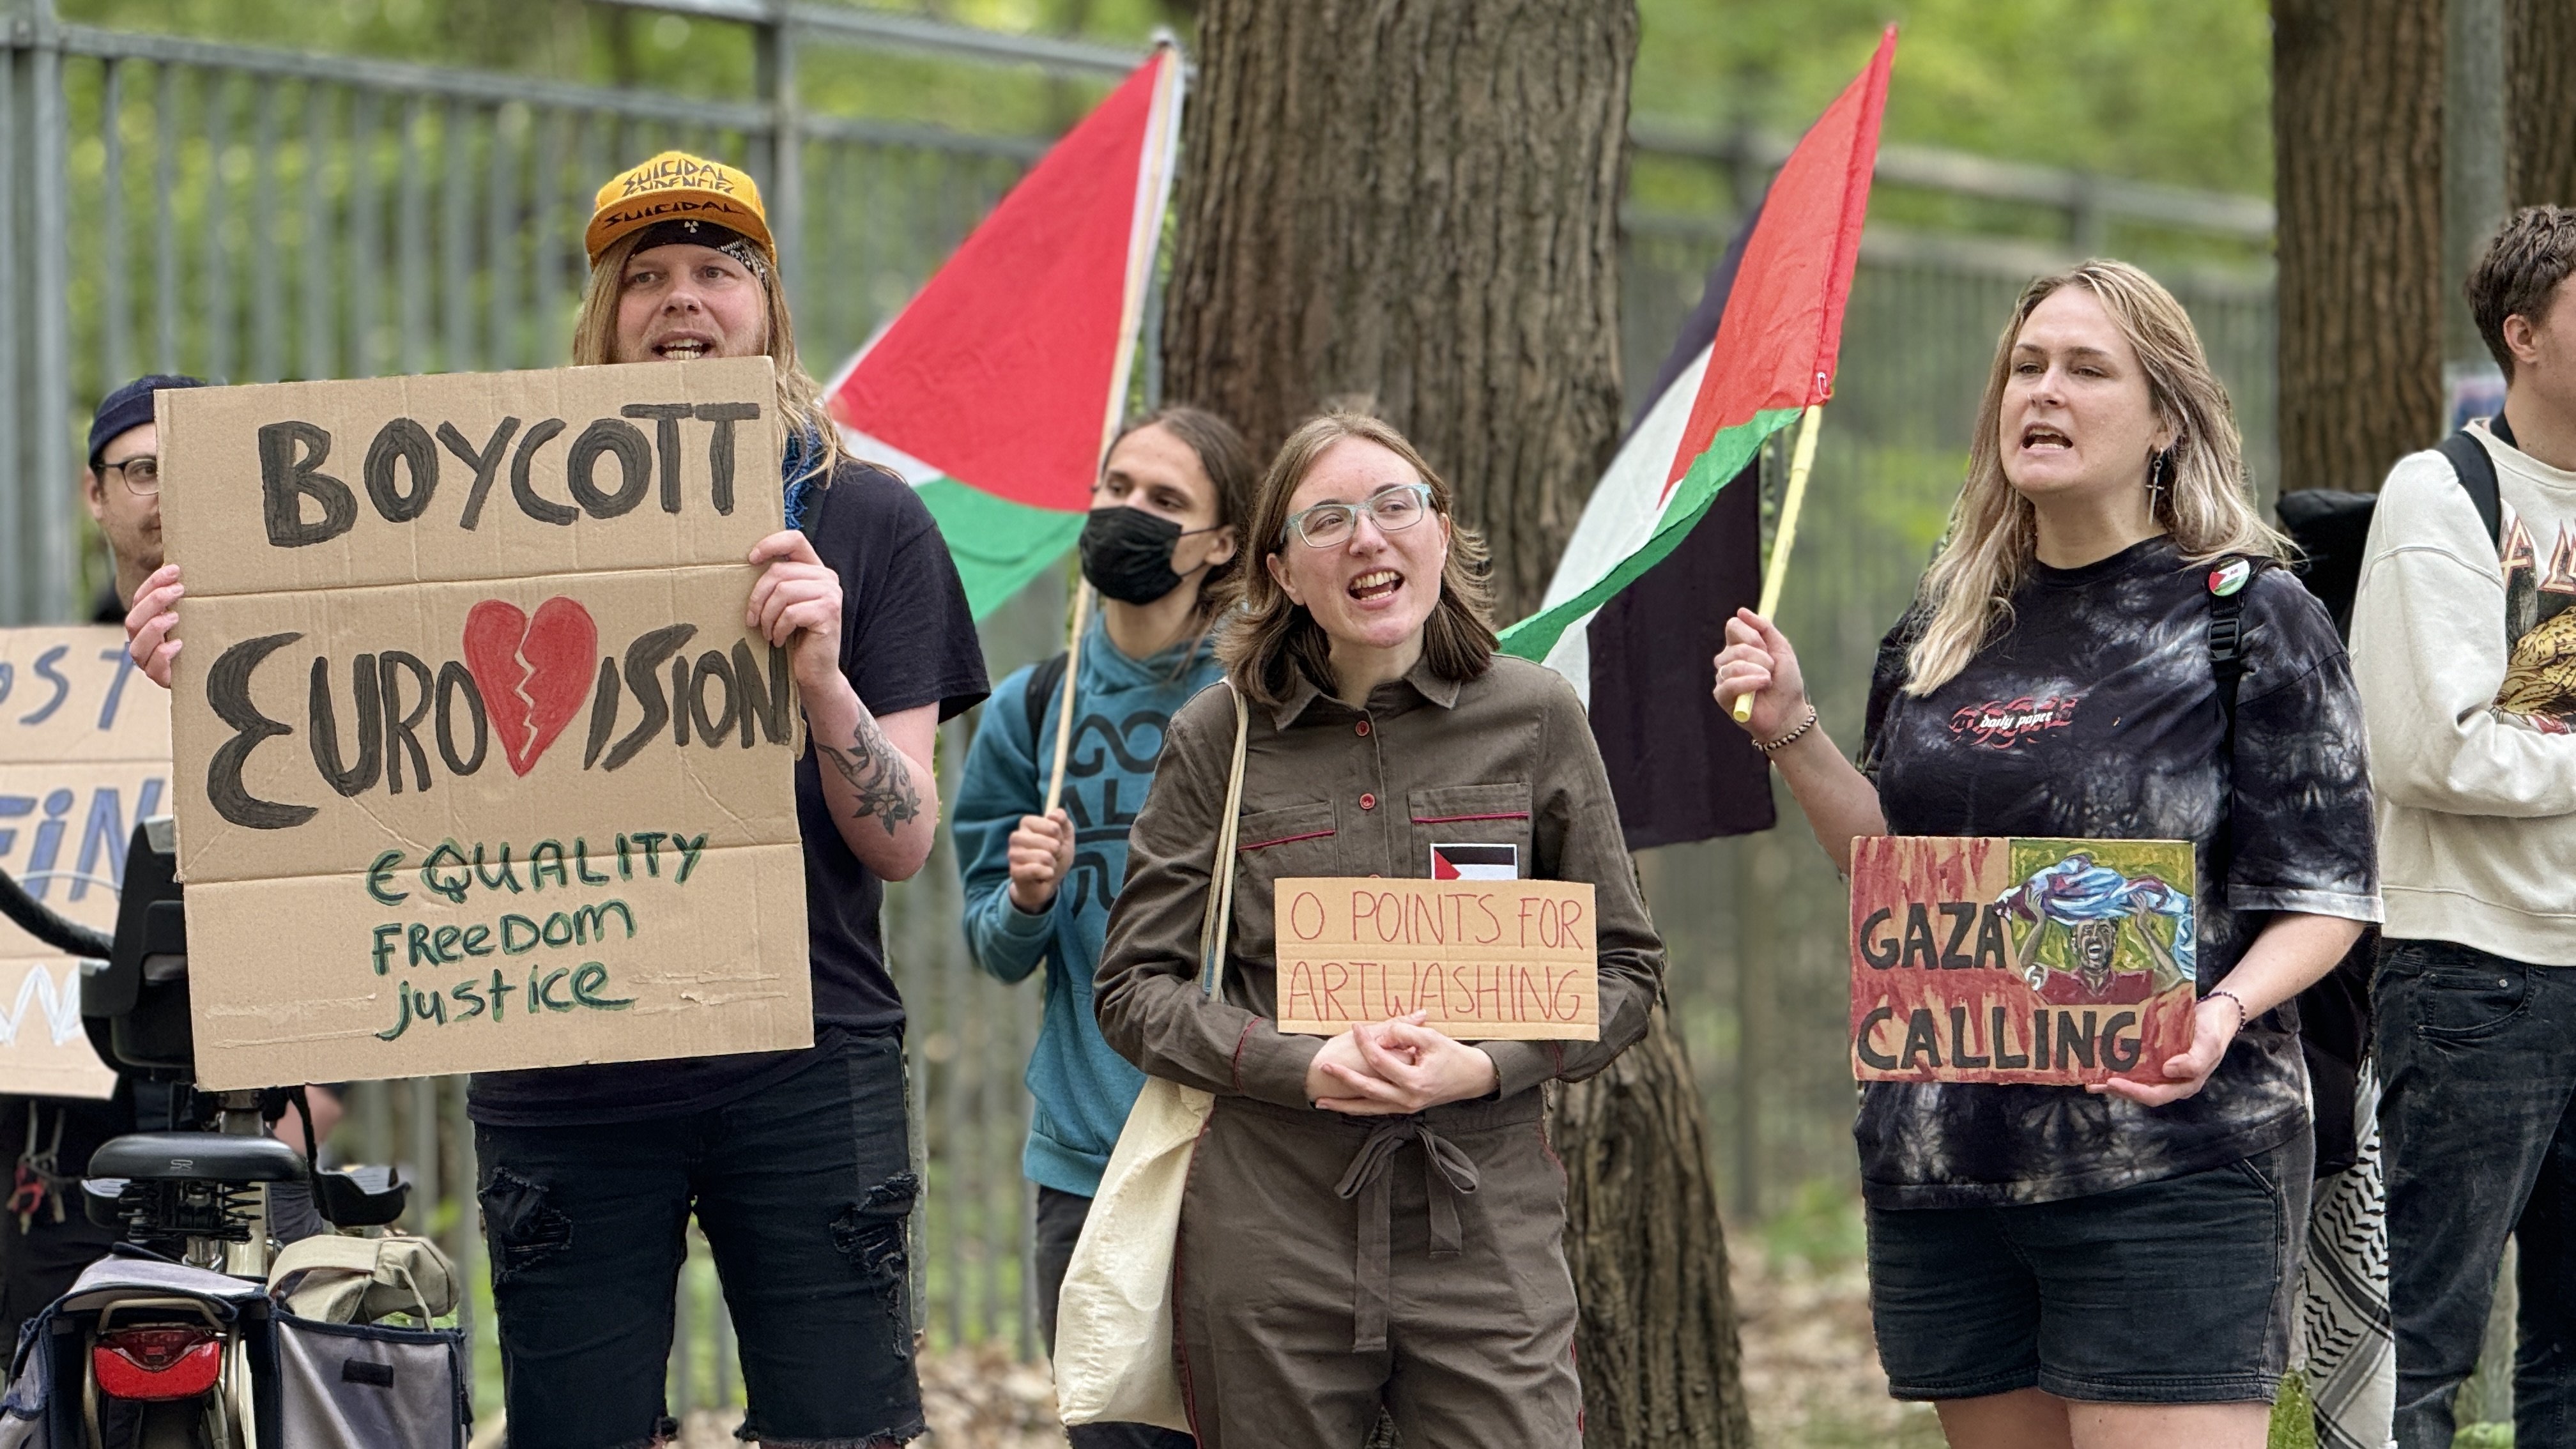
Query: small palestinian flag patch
1431 843 1519 880
2207 558 2251 597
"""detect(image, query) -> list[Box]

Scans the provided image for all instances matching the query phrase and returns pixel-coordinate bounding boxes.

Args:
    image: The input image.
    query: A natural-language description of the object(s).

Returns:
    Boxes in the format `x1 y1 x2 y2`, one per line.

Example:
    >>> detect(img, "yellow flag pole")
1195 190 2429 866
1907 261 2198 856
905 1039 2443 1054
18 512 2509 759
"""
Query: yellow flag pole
1733 402 1826 724
1044 45 1178 818
1044 578 1094 815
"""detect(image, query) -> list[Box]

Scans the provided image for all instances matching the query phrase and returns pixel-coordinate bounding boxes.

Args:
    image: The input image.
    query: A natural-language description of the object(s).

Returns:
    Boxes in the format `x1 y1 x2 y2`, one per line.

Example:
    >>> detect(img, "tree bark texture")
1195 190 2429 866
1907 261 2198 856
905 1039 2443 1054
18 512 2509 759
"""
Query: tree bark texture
1160 0 1634 618
1167 5 1752 1445
1551 1008 1758 1449
2272 0 2446 493
2507 0 2576 208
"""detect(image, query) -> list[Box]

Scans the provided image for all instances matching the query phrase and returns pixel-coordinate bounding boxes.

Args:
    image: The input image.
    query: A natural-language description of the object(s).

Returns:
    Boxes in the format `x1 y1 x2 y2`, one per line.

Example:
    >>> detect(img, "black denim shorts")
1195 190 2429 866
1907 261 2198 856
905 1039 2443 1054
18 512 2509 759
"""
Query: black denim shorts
1865 1130 2312 1404
475 1028 923 1448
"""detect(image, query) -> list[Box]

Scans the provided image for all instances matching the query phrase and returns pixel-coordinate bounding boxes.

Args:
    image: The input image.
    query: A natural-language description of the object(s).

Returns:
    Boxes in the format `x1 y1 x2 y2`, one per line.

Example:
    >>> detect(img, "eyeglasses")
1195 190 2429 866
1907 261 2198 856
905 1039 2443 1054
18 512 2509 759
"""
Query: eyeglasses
98 456 160 498
1283 483 1433 548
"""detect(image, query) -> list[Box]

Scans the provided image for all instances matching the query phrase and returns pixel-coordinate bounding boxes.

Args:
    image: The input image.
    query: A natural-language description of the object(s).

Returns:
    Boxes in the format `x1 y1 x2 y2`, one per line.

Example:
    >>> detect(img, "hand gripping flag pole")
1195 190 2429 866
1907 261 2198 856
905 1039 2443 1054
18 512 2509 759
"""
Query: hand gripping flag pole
1735 402 1825 723
1501 25 1891 755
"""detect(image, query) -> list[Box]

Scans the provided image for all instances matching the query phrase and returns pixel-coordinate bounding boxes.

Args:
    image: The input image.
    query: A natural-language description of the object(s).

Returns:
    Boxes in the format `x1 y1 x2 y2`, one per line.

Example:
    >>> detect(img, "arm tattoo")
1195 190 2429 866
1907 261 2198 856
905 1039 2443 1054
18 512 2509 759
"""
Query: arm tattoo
815 711 923 836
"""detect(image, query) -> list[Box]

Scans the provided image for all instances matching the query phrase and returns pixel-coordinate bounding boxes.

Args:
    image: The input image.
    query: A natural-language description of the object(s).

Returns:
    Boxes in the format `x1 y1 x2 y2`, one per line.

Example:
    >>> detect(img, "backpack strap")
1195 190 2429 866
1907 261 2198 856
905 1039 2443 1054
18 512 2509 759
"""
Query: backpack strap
2437 428 2504 547
1022 650 1070 753
2205 556 2255 731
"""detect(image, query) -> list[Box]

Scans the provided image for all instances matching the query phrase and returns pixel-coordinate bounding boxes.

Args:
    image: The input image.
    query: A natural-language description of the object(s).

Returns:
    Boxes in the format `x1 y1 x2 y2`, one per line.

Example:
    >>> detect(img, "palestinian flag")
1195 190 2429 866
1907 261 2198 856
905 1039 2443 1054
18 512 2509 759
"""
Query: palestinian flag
825 46 1184 618
1499 27 1892 848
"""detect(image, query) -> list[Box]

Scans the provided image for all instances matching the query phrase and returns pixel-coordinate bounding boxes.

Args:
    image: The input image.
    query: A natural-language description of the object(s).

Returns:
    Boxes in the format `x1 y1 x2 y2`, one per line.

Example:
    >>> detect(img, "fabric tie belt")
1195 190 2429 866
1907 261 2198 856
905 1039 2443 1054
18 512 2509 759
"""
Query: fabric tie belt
1332 1114 1480 1353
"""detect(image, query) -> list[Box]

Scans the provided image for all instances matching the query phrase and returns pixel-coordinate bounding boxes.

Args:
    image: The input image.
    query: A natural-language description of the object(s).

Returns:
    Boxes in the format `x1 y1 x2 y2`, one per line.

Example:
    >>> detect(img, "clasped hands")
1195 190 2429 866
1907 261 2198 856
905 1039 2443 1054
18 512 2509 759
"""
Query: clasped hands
1303 1011 1498 1116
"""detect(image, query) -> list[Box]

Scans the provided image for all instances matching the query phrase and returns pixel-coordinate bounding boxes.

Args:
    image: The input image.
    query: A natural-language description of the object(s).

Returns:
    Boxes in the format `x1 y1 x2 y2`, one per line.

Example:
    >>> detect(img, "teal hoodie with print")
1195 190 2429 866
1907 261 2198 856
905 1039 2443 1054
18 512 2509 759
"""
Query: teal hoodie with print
953 615 1223 1197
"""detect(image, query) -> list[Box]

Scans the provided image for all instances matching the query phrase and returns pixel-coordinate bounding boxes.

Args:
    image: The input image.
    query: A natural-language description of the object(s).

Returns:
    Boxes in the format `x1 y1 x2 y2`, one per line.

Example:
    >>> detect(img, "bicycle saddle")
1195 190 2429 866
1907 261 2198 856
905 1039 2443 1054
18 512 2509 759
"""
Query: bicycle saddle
86 1132 307 1183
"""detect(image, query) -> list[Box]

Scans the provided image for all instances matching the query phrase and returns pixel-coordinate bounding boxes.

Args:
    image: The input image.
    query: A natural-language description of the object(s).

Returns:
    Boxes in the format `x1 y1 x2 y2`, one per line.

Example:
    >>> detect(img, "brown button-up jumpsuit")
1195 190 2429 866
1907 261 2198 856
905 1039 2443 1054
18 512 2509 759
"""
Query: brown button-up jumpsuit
1096 654 1667 1448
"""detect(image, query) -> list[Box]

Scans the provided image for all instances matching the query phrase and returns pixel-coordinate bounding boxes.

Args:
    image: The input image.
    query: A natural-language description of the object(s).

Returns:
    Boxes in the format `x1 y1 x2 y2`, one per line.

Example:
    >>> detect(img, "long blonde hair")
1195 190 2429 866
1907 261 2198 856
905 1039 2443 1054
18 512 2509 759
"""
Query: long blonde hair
1221 413 1497 710
571 229 846 488
1905 259 2287 694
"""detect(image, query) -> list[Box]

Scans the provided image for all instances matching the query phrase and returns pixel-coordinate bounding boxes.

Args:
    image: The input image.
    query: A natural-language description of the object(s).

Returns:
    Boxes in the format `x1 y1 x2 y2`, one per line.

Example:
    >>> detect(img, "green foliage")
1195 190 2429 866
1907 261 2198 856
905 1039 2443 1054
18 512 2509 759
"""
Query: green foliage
65 0 2273 200
1635 0 2273 197
2268 1370 2318 1449
1760 1176 1867 1270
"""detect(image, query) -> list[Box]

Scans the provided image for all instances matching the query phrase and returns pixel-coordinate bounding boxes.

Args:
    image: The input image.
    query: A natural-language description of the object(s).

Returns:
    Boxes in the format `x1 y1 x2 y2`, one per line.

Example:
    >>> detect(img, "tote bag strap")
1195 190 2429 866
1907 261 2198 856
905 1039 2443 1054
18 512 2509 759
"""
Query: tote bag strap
1195 683 1251 999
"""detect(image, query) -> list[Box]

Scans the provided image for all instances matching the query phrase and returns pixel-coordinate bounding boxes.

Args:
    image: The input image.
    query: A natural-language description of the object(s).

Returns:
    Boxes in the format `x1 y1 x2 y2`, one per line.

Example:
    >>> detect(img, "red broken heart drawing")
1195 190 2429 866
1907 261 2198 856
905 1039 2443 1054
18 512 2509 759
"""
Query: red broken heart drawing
463 597 599 777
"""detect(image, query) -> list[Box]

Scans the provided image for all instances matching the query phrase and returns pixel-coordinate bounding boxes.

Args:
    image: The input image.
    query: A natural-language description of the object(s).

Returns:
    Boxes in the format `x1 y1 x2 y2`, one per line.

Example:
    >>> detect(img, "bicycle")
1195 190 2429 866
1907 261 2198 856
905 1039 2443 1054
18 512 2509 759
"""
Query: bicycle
1 817 435 1448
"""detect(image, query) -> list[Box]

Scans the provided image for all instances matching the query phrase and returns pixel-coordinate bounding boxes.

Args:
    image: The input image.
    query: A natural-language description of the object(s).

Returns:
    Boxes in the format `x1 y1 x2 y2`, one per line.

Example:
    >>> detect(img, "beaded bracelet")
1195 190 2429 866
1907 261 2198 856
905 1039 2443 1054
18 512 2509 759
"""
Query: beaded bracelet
1754 703 1820 756
2205 988 2248 1033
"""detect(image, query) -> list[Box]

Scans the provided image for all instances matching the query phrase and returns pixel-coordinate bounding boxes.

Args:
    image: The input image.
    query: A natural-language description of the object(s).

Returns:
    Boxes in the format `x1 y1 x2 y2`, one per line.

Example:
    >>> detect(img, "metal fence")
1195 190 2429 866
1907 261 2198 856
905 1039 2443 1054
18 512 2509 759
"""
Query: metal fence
0 0 2281 1418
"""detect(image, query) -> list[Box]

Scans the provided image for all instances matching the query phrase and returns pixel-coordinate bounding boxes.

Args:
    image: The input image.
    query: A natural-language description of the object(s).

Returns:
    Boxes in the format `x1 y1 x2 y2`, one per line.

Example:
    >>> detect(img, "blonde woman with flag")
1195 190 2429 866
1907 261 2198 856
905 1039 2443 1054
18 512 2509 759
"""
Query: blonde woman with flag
126 153 989 1448
1715 261 2379 1448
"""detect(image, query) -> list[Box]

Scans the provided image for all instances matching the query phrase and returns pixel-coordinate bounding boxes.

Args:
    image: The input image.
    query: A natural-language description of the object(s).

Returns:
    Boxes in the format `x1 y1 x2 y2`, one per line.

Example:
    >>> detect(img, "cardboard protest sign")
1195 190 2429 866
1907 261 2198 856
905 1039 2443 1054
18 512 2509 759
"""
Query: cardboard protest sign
1273 878 1598 1040
1848 836 2198 1085
0 626 169 1098
158 358 813 1090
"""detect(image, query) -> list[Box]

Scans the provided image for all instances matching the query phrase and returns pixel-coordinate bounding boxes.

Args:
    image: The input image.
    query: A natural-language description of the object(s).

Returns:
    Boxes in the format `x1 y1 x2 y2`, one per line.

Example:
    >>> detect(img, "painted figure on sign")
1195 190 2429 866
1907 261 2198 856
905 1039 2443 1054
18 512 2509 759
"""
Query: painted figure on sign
1996 850 2191 999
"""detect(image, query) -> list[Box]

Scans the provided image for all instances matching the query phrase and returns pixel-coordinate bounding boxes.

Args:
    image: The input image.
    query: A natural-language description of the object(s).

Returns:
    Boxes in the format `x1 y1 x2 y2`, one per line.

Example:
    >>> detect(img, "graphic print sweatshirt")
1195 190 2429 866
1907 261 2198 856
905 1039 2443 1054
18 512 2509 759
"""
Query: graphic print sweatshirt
2353 419 2576 964
953 617 1223 1197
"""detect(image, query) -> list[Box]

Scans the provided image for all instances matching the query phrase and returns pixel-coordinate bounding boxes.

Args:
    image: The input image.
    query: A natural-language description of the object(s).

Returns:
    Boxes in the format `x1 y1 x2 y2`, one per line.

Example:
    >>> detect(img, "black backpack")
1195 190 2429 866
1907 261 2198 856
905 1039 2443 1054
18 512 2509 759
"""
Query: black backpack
2274 425 2506 632
2219 424 2504 1176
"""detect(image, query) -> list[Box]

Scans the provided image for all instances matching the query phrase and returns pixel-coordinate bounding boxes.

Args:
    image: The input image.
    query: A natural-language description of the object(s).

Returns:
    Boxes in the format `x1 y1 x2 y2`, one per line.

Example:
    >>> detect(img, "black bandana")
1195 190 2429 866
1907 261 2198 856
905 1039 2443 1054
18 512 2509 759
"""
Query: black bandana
629 218 768 277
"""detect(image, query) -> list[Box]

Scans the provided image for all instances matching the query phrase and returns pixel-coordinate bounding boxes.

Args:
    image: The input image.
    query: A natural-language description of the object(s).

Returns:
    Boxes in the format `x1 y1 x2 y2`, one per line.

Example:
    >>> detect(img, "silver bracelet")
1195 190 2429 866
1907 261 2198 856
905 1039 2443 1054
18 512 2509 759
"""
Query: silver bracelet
1754 703 1820 756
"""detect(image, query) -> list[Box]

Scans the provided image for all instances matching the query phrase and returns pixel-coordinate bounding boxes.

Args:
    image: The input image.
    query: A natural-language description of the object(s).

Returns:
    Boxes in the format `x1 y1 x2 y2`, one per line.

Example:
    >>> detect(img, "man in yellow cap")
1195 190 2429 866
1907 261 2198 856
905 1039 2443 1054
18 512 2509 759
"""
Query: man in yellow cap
491 150 987 1448
128 151 990 1448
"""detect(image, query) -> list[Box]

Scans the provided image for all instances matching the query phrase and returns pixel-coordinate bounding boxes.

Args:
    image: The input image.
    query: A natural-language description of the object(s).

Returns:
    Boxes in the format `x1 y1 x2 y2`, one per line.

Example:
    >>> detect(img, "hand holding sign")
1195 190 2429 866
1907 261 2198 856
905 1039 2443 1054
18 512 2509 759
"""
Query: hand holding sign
2088 995 2241 1105
1848 836 2198 1087
157 358 813 1089
746 528 845 697
125 564 184 687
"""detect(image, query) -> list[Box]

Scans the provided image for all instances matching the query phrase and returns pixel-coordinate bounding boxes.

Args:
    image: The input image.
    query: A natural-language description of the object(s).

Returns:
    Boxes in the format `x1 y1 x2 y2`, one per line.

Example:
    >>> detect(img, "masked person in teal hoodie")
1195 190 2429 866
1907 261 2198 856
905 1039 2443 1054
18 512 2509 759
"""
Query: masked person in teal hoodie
954 406 1254 1449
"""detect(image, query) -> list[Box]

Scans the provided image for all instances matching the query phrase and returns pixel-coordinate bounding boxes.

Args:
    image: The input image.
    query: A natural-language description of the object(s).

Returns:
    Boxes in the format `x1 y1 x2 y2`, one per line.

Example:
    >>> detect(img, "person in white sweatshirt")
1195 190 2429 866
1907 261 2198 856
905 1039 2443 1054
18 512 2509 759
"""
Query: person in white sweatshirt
2351 204 2576 1449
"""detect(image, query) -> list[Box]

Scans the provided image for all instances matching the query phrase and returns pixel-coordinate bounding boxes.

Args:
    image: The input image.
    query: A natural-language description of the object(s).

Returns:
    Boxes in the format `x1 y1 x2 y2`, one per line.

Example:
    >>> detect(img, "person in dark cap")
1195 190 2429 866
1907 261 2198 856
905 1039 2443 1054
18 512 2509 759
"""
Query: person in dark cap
81 372 204 625
1 375 210 1341
0 377 347 1343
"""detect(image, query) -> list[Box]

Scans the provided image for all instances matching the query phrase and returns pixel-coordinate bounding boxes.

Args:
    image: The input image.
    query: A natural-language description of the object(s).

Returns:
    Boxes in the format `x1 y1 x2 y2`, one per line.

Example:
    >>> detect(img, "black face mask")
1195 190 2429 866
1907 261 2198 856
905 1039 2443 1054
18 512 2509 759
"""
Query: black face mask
1079 506 1211 604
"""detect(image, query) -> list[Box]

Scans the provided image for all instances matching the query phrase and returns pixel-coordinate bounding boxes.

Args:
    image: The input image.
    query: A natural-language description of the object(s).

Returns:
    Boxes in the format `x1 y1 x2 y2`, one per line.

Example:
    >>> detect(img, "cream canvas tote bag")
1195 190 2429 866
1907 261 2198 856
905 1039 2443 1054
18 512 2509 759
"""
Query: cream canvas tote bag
1053 684 1248 1430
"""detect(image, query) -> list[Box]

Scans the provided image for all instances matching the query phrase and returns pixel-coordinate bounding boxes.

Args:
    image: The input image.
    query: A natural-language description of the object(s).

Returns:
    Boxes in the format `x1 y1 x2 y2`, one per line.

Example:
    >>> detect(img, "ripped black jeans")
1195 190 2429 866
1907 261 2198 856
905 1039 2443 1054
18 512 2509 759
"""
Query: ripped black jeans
475 1029 923 1448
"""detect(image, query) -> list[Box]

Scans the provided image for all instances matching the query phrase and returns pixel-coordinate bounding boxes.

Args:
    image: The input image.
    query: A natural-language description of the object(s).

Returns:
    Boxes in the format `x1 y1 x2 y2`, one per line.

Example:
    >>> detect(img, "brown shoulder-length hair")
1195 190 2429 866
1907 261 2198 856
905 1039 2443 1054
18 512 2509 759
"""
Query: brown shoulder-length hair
1110 404 1259 622
571 228 846 489
1220 412 1498 709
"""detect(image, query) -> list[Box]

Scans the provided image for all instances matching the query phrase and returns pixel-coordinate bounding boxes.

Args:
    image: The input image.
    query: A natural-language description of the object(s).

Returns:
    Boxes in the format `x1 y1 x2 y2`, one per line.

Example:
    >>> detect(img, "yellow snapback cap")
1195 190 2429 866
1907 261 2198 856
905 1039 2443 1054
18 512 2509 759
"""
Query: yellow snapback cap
585 151 772 266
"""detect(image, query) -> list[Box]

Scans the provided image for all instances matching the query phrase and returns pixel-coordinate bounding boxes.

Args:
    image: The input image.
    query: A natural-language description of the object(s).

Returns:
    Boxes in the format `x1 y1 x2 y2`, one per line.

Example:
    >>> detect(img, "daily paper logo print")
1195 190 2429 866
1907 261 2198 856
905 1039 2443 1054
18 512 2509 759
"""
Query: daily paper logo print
158 360 813 1089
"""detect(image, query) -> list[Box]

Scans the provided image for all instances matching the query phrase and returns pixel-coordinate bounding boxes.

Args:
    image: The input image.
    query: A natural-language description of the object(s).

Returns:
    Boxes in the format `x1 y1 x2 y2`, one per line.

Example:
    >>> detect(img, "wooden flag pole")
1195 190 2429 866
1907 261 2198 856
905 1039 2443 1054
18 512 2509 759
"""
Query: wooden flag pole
1735 402 1826 724
1044 578 1094 815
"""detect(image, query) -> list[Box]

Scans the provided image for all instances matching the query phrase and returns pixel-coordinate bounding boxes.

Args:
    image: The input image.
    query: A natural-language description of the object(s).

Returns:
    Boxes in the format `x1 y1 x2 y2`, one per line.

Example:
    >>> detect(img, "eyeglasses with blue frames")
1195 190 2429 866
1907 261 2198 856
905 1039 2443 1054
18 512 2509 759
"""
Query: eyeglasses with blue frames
1282 482 1434 548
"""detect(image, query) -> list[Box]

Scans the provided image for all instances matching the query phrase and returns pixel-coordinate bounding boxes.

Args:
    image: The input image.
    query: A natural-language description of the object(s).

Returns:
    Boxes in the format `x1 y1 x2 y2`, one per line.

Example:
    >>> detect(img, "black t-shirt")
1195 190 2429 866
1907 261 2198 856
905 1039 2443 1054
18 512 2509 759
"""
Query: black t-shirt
469 461 988 1126
1855 538 2379 1208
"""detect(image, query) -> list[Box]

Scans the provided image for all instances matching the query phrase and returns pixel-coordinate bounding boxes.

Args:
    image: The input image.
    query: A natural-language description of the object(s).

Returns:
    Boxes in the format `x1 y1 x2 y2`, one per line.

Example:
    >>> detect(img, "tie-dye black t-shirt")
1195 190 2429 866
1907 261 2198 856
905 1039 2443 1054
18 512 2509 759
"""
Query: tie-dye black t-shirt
1857 537 2379 1208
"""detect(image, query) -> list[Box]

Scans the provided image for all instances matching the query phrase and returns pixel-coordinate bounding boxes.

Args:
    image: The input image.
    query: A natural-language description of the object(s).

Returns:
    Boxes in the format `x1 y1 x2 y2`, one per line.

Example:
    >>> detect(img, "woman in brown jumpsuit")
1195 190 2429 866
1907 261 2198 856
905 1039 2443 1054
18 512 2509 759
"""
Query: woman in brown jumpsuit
1096 412 1666 1447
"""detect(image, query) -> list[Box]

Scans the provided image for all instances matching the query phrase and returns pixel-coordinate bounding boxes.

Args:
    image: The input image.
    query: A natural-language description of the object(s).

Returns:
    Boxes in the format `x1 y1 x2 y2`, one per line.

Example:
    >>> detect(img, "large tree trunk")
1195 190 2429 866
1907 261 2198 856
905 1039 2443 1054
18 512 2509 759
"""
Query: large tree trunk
1163 4 1754 1446
2507 0 2576 208
1553 1010 1757 1447
2272 0 2446 494
1160 0 1631 617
